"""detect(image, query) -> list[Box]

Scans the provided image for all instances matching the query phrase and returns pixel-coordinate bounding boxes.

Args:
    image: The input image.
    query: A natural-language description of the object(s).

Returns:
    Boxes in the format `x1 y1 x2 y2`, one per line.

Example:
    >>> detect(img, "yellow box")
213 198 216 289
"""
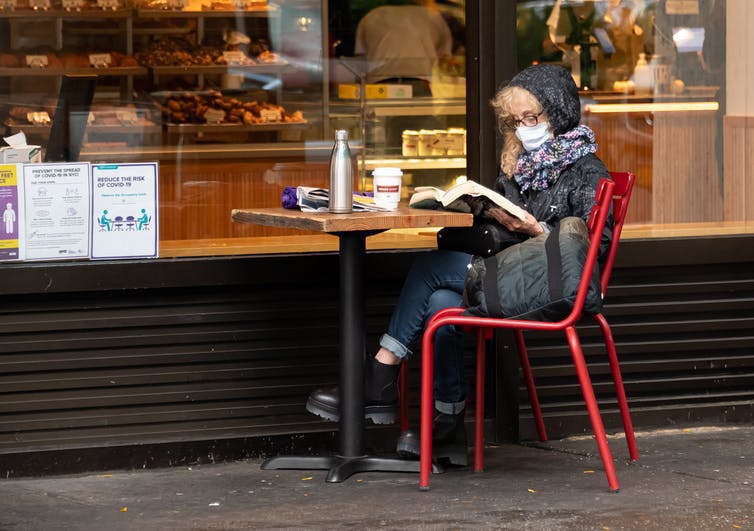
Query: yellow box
337 84 413 99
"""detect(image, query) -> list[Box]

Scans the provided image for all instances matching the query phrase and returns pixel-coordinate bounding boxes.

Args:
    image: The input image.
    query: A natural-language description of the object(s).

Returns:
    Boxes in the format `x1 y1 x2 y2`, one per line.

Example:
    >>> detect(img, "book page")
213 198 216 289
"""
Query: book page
440 181 526 221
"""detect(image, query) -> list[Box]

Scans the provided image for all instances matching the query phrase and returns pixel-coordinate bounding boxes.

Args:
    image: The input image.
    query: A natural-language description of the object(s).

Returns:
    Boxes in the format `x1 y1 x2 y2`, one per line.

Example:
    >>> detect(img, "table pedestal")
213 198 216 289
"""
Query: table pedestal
261 231 440 481
262 454 440 483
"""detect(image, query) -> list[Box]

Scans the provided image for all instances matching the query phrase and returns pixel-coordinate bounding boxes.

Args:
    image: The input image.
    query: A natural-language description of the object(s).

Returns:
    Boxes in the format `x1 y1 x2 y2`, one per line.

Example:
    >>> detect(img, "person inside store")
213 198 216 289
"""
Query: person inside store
354 0 453 94
352 0 454 148
306 64 613 465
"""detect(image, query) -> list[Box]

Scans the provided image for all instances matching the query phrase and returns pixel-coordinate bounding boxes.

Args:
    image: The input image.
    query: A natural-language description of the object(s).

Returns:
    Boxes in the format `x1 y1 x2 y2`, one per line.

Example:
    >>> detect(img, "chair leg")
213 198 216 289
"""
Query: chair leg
398 363 410 433
419 325 436 490
565 326 619 492
515 330 548 441
594 313 639 461
474 328 486 472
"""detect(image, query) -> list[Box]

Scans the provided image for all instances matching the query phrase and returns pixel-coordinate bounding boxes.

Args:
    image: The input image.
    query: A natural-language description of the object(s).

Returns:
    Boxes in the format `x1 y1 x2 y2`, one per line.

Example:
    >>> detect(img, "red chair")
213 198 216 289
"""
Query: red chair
412 176 634 491
399 173 637 451
520 172 638 459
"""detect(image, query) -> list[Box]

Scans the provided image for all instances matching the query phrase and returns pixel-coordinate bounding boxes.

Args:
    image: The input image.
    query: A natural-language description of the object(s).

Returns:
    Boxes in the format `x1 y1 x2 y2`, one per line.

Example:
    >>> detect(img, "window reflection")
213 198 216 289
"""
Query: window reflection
516 0 729 231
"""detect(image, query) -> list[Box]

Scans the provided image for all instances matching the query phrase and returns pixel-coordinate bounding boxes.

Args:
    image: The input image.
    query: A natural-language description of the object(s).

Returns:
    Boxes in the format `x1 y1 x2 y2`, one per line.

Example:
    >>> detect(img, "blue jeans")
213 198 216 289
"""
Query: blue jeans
378 249 471 413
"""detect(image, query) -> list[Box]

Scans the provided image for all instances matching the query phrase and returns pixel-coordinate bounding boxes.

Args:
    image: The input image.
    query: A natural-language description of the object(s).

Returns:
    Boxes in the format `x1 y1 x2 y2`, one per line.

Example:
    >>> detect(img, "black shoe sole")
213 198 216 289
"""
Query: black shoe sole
306 396 339 422
306 397 397 425
396 439 468 467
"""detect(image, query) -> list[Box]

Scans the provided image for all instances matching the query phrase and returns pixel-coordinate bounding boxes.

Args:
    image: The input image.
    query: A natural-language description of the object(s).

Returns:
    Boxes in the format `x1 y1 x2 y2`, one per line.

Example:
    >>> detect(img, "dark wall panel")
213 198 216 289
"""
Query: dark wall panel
2 236 754 475
511 238 754 441
0 252 414 468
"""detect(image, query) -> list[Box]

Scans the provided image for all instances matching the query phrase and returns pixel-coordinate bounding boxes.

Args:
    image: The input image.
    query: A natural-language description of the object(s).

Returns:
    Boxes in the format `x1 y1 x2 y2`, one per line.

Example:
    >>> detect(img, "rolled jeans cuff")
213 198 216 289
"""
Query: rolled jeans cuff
435 399 465 415
379 333 412 360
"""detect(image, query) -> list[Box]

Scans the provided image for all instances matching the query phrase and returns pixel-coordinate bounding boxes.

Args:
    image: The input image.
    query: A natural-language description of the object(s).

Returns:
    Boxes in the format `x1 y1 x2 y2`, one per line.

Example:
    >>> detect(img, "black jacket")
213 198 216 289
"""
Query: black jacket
495 153 613 263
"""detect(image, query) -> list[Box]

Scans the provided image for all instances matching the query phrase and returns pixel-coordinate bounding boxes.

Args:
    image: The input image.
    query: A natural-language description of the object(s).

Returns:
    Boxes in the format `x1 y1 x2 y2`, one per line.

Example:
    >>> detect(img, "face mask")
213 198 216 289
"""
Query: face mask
516 121 551 152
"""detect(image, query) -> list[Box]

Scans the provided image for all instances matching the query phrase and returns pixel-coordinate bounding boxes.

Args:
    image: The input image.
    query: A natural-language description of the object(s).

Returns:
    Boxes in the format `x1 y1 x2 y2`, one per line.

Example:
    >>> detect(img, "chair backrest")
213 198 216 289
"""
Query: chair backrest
600 172 636 294
571 177 615 319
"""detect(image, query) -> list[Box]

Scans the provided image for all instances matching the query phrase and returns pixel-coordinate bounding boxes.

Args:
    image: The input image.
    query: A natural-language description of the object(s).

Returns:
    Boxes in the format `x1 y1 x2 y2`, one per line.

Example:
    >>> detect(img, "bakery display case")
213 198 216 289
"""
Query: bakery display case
0 0 470 249
0 0 313 150
329 95 467 204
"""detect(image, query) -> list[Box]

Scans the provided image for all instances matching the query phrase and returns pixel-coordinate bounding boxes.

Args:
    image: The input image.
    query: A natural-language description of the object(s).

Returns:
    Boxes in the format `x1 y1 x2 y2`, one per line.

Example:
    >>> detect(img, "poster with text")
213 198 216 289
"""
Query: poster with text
21 163 90 261
91 163 158 259
0 164 21 261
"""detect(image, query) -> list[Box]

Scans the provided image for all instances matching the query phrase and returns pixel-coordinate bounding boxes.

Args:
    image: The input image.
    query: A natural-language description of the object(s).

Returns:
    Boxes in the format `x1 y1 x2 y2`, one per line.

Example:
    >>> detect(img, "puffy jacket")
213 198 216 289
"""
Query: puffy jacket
495 153 613 264
464 216 603 320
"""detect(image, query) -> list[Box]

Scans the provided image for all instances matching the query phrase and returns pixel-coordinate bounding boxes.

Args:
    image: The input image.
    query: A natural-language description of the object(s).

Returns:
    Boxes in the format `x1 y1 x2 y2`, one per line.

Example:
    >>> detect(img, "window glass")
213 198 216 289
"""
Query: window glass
516 0 741 236
0 0 467 260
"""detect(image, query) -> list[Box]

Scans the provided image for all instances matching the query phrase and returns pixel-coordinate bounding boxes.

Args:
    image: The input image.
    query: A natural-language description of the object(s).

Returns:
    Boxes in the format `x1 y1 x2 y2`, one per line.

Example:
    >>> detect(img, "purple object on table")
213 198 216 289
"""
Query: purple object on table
282 186 298 209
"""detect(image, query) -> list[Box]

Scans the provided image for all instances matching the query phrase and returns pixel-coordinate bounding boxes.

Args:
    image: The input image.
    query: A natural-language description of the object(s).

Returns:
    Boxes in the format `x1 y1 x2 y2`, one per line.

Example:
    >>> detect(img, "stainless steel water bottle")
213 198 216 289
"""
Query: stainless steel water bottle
329 129 353 213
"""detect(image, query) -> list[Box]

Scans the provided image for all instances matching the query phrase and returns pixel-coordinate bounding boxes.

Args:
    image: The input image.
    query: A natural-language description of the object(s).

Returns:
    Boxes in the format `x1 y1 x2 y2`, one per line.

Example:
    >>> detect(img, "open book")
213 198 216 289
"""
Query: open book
409 180 527 221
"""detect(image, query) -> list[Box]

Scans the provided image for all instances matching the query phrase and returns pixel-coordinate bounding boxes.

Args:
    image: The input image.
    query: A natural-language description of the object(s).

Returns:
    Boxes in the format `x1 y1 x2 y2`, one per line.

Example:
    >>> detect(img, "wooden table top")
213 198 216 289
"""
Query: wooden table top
231 206 473 234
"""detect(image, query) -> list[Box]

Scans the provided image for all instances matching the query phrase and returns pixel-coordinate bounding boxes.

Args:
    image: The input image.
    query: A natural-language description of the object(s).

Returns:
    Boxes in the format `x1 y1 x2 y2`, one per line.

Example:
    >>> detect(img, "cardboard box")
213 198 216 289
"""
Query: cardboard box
1 145 42 164
337 83 413 100
2 132 42 163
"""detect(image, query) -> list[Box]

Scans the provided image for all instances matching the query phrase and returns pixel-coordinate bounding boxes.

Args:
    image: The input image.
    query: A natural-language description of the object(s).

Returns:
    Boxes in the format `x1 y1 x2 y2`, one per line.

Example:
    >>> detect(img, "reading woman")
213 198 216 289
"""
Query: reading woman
306 64 613 464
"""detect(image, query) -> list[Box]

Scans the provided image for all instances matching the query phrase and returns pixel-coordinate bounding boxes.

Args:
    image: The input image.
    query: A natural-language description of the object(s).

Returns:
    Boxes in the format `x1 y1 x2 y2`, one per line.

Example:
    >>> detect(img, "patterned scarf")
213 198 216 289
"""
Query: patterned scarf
514 125 598 192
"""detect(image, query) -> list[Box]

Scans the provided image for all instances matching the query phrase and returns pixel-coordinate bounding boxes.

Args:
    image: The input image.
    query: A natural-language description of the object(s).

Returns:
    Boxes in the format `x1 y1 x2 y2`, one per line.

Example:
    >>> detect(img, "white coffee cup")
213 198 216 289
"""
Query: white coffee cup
372 167 403 210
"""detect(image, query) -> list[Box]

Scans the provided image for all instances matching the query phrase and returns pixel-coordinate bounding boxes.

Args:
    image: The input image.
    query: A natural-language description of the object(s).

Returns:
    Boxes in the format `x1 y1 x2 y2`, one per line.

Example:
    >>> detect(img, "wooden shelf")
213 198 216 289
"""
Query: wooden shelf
0 66 147 77
165 121 308 133
0 8 132 19
148 63 289 75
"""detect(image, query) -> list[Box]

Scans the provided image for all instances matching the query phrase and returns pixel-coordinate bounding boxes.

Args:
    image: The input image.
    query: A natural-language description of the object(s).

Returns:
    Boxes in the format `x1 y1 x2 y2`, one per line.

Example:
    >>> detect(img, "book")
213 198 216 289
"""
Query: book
295 186 391 213
409 180 527 221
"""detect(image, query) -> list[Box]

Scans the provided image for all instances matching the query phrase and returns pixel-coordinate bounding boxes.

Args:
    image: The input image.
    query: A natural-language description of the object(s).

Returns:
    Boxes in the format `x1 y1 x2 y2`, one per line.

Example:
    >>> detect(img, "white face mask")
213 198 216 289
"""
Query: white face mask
516 121 552 152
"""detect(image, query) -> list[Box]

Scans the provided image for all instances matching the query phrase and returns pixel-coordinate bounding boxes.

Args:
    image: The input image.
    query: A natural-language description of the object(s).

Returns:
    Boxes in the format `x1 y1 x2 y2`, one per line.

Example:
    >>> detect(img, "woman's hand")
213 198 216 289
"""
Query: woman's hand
487 207 544 236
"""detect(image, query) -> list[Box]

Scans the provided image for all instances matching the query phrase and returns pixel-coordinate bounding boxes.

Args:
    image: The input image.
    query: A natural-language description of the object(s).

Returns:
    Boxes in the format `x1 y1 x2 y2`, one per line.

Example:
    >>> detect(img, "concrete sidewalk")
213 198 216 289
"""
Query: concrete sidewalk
0 424 752 530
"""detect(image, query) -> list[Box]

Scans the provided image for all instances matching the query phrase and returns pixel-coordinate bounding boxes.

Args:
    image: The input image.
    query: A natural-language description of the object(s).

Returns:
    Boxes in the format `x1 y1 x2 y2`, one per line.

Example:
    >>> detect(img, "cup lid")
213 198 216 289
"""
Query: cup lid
372 167 403 177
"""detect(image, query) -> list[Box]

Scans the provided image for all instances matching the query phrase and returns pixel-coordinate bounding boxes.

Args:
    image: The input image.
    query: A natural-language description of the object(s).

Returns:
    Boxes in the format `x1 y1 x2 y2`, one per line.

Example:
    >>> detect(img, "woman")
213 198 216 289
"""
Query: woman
306 64 612 464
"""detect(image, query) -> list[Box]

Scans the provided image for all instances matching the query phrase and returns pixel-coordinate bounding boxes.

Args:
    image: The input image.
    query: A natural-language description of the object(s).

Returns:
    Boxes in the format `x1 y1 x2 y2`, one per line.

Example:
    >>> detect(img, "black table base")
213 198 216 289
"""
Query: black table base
260 231 442 483
261 454 443 483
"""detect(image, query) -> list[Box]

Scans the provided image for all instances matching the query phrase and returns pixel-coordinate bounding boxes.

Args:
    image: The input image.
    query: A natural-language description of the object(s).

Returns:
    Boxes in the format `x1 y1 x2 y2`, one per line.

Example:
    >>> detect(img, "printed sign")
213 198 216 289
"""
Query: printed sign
666 0 700 15
21 163 91 261
91 162 158 259
0 164 21 261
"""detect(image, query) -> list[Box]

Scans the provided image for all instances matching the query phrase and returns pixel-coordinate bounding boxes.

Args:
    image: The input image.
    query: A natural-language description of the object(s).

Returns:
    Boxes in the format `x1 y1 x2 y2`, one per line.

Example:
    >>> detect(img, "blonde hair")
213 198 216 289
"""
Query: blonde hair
491 85 550 177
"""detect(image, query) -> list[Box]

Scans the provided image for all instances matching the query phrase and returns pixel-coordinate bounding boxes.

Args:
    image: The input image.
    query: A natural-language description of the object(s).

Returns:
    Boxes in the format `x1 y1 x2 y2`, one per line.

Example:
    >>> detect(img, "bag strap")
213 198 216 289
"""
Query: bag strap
482 222 564 317
483 256 503 317
545 222 564 302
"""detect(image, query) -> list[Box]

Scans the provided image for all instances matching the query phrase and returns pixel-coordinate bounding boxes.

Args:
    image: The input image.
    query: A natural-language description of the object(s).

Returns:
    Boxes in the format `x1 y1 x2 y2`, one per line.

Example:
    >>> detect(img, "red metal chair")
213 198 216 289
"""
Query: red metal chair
519 172 638 459
399 173 637 453
412 176 633 491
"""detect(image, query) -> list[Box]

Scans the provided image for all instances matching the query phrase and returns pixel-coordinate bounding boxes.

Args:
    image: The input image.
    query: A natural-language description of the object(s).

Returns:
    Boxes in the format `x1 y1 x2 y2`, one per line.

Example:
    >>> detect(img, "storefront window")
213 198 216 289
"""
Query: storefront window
5 0 747 263
516 0 751 237
0 0 468 259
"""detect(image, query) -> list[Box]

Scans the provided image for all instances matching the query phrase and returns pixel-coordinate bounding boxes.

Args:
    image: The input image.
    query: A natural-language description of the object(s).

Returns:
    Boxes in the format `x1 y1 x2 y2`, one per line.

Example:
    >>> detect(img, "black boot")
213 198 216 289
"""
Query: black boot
395 406 468 466
306 357 400 424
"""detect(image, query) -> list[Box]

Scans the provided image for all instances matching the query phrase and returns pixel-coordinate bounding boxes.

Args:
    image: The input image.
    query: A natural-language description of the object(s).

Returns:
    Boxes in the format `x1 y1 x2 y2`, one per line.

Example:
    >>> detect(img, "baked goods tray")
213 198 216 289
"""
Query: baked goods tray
0 67 148 77
0 8 133 19
4 121 162 135
137 6 277 18
165 121 308 133
148 63 289 75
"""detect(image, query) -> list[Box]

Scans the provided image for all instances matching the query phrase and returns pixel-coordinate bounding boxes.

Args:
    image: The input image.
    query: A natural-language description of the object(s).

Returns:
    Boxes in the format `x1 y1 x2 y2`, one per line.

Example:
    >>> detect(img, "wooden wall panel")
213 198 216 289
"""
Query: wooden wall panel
652 111 723 223
584 111 653 224
157 158 332 241
723 116 754 221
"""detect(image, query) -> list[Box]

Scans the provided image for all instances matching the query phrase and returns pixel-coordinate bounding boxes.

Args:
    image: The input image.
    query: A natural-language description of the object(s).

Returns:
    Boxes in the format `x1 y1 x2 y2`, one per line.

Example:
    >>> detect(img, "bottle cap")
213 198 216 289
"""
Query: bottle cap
335 129 348 141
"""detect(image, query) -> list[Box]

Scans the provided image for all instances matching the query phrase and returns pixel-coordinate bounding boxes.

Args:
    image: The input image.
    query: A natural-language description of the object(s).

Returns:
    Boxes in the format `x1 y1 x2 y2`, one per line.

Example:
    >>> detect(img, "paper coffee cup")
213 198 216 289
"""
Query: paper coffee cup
372 167 403 210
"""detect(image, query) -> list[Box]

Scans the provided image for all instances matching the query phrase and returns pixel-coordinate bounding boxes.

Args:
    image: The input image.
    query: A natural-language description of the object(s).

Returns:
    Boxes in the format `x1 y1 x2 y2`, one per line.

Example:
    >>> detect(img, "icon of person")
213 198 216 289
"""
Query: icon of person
3 202 16 234
100 209 113 231
136 208 149 230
